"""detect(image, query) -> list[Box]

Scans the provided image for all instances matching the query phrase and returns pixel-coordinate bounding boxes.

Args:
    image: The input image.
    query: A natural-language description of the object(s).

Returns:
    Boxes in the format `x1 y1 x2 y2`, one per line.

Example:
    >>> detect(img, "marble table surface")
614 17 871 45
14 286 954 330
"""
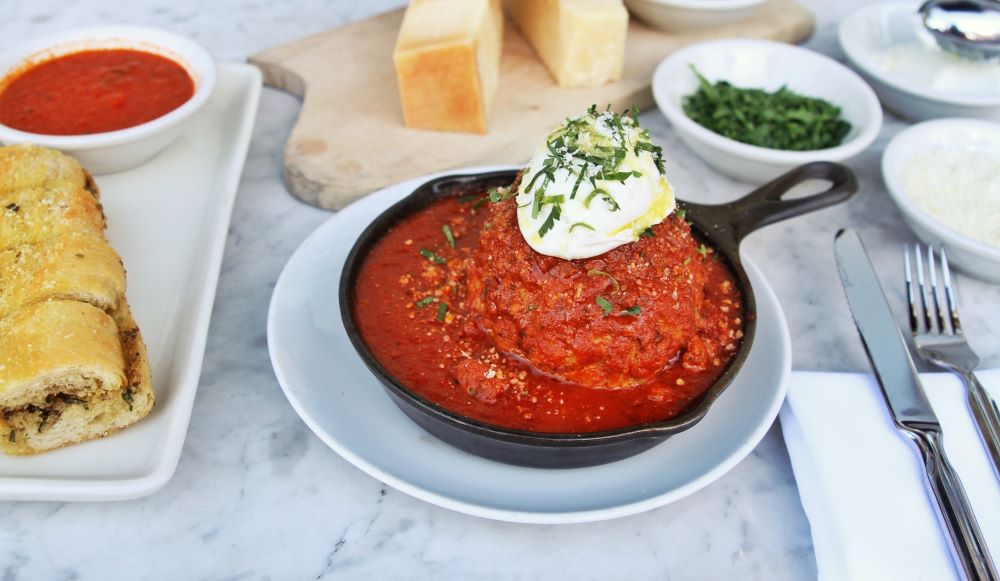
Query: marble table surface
3 0 999 579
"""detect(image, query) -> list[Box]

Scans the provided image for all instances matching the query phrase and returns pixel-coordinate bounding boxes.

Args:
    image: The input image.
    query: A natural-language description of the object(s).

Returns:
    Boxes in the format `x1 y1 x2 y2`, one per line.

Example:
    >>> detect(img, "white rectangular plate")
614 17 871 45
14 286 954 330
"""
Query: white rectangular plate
0 63 262 501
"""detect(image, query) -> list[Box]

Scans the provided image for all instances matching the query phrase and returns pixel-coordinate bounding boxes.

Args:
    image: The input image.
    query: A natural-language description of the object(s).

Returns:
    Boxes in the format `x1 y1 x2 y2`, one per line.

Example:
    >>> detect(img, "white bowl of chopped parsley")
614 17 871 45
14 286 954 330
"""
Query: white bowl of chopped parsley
653 39 882 183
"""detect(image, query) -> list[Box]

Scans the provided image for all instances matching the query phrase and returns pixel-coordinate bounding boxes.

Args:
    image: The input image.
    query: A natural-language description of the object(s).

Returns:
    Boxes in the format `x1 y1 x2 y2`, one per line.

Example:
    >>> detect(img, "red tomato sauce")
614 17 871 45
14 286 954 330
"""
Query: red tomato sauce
0 49 195 135
353 192 745 434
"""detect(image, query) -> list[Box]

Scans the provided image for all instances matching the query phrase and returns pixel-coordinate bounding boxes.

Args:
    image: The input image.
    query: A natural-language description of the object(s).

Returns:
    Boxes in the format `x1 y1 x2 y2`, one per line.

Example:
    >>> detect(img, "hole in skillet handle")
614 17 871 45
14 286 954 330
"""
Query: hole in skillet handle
683 162 859 250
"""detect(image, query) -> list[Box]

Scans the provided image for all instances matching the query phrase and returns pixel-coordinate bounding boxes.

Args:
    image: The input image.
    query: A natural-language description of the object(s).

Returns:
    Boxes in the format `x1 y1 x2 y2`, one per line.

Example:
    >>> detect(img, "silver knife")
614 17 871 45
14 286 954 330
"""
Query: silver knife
835 228 997 581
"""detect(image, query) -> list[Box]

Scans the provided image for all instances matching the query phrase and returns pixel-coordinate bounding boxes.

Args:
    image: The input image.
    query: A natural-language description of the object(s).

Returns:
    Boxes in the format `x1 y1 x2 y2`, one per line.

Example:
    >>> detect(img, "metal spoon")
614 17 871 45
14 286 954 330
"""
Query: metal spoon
919 0 1000 60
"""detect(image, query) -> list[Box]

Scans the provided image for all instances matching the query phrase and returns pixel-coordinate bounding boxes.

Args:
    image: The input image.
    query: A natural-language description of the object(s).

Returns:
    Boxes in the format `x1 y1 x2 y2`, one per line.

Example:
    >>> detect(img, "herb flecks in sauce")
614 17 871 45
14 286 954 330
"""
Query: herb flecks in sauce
419 248 447 264
587 269 621 293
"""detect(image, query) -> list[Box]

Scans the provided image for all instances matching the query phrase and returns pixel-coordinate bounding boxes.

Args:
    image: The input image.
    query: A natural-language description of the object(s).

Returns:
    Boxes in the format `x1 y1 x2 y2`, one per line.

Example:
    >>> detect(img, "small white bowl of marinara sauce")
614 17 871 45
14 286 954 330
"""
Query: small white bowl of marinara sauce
0 25 216 174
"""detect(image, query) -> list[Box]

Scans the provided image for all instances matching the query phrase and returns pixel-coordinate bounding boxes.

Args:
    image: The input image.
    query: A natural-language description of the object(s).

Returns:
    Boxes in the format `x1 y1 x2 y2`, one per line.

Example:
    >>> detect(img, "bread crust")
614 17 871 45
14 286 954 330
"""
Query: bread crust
0 144 92 194
0 231 126 319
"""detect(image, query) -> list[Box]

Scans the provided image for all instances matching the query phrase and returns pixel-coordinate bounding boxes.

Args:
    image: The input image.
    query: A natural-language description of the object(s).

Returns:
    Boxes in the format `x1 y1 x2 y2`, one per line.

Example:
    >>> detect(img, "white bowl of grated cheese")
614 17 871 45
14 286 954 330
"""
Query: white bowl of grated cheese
883 118 1000 282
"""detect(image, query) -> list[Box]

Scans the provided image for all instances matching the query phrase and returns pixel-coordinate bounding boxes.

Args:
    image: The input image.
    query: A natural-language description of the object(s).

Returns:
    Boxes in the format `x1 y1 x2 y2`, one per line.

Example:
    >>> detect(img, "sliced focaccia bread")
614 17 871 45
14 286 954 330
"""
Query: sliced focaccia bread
0 231 126 319
0 299 153 455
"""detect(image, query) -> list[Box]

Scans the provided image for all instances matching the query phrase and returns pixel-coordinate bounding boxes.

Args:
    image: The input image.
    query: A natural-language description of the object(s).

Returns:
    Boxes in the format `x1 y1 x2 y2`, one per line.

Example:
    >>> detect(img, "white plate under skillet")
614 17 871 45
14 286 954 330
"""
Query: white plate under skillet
267 166 793 524
0 64 262 501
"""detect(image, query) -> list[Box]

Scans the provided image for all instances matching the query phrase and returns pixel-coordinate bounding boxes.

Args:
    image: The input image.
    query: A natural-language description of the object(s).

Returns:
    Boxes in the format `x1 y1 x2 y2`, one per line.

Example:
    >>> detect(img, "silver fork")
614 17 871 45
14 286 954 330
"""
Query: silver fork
905 243 1000 481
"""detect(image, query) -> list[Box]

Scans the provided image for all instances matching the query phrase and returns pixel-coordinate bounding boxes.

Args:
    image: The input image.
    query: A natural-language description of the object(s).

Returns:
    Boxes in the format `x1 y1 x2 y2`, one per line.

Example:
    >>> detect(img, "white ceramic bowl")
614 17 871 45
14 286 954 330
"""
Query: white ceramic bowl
652 39 883 184
624 0 766 32
0 26 216 174
882 118 1000 282
839 3 1000 122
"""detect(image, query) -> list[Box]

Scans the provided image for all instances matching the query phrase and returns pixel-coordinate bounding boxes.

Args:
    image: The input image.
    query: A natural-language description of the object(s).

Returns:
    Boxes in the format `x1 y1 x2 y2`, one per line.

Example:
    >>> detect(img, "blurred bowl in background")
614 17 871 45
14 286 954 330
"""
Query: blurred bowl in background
624 0 767 32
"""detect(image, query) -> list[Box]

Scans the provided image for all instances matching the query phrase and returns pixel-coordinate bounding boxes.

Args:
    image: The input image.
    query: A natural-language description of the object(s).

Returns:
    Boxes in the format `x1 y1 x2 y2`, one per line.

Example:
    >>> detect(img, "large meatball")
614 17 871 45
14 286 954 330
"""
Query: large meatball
465 198 708 389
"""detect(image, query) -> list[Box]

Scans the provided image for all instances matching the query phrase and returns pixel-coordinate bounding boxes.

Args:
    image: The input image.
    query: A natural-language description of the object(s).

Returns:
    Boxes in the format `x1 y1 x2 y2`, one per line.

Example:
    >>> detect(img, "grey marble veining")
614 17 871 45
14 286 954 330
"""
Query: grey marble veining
1 1 998 579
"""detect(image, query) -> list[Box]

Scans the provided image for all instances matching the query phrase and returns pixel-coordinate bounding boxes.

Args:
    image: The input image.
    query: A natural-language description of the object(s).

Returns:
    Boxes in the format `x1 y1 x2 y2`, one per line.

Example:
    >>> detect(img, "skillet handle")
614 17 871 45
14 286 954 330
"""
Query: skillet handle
701 162 858 246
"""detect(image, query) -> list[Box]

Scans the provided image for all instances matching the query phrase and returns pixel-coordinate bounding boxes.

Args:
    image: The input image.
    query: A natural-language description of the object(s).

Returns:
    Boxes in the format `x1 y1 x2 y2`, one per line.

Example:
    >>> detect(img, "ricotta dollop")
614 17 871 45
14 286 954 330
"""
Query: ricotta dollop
515 106 676 259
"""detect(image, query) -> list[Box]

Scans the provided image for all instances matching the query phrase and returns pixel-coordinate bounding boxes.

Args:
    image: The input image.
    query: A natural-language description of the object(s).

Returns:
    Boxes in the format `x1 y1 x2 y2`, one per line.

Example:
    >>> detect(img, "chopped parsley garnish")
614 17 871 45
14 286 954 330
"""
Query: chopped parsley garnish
583 188 619 211
436 302 448 321
415 296 435 308
682 65 851 151
570 169 586 200
634 141 665 174
538 205 560 238
640 227 655 238
443 224 455 248
595 296 640 318
420 248 447 264
604 170 642 183
569 222 595 233
488 186 513 203
587 269 620 293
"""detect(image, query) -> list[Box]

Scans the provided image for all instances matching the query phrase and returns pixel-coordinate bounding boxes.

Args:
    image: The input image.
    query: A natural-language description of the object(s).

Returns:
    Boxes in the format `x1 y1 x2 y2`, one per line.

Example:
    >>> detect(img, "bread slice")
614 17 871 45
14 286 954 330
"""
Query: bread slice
393 0 504 134
1 183 106 247
0 144 96 197
0 300 153 455
0 232 126 319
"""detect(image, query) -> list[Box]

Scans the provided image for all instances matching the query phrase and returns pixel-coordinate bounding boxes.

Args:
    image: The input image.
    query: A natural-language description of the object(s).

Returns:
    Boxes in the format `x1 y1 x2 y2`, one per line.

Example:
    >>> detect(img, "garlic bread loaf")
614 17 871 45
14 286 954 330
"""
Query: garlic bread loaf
0 144 153 455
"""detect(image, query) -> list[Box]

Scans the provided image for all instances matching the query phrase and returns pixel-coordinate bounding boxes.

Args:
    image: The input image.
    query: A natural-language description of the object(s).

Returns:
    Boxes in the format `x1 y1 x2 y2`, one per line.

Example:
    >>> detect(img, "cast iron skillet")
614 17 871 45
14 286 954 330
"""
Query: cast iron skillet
340 162 857 468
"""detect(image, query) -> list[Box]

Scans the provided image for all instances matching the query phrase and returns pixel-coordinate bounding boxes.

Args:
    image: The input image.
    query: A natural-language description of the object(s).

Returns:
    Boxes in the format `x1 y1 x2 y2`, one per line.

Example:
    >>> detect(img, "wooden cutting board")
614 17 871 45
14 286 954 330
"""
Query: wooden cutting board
250 1 814 210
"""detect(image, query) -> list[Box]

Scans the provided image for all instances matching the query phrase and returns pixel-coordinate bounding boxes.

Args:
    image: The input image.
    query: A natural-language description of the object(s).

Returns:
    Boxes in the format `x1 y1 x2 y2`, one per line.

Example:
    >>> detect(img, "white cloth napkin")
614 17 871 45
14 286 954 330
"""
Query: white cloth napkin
780 369 1000 581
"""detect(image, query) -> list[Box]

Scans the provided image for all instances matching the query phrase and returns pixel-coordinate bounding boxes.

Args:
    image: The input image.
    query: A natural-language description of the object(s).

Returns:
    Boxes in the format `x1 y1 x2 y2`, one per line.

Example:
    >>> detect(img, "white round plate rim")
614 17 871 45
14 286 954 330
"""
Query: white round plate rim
267 166 792 524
